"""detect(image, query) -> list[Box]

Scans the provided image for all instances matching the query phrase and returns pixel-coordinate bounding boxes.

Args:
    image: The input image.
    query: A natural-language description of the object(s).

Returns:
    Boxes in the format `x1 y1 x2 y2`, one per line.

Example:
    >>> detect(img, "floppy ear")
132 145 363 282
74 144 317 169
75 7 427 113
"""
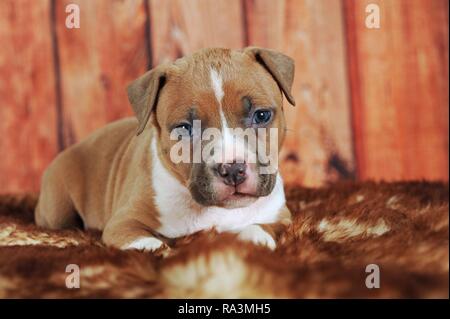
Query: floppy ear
244 47 295 106
127 66 167 135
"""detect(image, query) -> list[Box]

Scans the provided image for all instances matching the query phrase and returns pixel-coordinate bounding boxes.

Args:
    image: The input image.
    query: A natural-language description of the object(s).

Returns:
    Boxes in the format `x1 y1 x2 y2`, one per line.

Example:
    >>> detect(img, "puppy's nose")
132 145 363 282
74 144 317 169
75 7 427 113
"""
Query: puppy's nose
216 162 247 186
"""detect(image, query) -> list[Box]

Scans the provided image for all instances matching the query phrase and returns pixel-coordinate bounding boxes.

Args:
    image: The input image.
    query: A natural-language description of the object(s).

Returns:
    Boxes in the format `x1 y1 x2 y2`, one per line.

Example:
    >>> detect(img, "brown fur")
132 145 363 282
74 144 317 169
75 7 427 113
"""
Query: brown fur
35 119 162 248
34 47 296 249
150 48 291 187
1 181 448 298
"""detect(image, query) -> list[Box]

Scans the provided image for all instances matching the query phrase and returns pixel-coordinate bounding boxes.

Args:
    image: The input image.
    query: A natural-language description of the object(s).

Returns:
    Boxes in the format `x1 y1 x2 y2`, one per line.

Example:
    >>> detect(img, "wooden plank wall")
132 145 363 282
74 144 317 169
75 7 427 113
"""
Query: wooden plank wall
0 0 59 192
54 0 148 145
0 0 448 193
245 0 355 186
345 0 449 181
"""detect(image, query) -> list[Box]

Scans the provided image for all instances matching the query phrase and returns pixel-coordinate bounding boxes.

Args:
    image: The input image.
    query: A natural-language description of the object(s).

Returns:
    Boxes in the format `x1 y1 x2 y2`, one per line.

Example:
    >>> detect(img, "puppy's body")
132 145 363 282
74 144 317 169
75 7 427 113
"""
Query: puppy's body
35 47 295 251
36 119 158 238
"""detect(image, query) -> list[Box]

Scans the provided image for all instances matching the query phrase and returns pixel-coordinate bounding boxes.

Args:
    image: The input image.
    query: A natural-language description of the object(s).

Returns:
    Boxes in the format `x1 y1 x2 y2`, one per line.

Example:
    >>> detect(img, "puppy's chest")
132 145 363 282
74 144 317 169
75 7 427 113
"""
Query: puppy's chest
150 138 286 238
153 189 283 238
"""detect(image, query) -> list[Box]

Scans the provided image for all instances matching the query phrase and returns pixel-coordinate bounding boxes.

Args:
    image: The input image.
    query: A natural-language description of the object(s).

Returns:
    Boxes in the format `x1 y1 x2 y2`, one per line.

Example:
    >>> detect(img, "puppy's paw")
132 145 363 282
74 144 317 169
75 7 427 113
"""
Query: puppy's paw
123 237 164 252
237 225 276 250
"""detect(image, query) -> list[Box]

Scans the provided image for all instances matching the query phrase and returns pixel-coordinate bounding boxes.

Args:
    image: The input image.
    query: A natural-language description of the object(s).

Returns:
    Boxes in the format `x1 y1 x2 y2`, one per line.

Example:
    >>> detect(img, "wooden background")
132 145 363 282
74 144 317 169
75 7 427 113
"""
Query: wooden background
0 0 448 193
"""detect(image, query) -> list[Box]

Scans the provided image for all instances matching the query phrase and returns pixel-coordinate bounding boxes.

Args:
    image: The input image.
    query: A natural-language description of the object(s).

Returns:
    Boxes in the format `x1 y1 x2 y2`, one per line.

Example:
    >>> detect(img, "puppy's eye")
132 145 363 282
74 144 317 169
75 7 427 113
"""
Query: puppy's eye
174 123 192 136
252 109 273 125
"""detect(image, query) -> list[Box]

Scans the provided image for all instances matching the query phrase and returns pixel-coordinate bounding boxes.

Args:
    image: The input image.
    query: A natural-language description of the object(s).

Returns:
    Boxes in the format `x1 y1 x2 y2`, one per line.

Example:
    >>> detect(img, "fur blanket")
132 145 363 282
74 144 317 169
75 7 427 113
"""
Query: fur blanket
0 182 448 298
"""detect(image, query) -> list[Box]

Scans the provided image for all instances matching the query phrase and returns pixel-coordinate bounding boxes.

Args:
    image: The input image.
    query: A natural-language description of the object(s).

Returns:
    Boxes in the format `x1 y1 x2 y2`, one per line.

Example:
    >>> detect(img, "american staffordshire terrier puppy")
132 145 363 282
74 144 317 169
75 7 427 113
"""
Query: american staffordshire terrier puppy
35 47 296 251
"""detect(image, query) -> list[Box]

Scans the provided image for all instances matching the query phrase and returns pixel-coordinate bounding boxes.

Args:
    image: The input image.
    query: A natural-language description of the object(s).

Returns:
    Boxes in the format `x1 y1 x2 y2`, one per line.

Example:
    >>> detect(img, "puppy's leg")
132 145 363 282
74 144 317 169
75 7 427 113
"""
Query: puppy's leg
236 225 277 250
235 205 292 250
35 166 82 229
103 216 164 252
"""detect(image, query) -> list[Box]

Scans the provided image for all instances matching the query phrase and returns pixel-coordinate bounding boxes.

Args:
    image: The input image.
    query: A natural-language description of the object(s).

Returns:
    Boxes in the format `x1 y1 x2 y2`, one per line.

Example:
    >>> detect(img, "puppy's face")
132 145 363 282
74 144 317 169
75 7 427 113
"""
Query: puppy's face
128 48 295 209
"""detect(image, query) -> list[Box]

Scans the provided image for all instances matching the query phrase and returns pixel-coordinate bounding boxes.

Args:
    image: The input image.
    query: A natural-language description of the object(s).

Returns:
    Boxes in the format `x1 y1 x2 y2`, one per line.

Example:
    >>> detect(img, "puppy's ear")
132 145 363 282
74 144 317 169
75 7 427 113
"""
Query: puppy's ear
127 66 167 135
244 47 295 106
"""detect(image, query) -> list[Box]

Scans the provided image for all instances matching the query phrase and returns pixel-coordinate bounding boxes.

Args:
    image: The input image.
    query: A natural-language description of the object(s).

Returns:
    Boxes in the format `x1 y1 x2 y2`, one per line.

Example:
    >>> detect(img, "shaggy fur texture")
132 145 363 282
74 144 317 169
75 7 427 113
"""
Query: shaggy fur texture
0 182 448 298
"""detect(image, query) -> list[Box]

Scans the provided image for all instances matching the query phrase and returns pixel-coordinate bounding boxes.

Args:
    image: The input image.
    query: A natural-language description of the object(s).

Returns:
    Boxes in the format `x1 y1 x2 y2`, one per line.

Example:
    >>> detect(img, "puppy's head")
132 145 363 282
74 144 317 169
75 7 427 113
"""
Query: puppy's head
127 47 295 209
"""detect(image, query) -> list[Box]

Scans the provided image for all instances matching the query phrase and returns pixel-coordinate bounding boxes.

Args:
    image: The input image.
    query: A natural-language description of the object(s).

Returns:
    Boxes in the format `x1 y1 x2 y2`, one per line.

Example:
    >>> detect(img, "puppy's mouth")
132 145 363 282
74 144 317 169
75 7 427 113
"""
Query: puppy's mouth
226 190 257 200
215 187 259 209
188 164 276 209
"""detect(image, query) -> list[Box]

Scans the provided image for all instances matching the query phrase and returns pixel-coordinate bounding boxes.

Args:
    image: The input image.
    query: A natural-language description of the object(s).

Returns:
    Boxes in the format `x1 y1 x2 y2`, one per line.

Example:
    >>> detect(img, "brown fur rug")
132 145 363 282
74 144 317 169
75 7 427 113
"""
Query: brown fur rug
0 182 448 298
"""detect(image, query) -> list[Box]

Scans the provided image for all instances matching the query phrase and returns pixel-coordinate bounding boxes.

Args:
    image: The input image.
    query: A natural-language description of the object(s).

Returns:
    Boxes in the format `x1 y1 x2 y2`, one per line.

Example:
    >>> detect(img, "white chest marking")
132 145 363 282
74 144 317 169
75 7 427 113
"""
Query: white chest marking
151 138 286 238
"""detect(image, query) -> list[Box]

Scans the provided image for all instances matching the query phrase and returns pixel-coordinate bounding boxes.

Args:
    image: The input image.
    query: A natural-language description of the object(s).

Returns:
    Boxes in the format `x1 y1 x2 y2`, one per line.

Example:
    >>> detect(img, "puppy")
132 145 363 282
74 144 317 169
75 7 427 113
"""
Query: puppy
35 47 296 251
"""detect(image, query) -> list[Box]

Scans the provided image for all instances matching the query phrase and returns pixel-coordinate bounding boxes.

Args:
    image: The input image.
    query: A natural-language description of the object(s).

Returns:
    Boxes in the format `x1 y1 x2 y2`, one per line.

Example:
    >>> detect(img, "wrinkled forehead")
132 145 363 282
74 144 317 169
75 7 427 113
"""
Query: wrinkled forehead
156 50 282 127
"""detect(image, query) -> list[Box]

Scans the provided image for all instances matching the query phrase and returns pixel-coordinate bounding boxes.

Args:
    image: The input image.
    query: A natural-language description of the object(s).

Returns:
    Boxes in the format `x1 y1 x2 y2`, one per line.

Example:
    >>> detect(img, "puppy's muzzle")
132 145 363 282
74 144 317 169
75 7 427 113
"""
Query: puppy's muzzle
215 162 247 186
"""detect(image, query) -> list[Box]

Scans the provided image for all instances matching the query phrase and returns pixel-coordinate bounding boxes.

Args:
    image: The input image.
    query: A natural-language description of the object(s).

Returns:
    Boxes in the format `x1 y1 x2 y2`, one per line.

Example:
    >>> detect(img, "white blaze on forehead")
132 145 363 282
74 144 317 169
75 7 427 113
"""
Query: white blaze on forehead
209 67 228 128
210 68 224 104
210 67 232 161
208 67 250 164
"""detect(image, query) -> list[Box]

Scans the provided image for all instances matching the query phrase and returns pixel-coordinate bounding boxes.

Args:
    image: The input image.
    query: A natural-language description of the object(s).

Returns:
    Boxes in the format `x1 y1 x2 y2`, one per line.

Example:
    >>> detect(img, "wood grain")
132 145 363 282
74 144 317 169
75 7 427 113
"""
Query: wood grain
345 0 449 181
0 0 448 193
148 0 245 65
0 0 58 192
54 0 149 146
245 0 355 186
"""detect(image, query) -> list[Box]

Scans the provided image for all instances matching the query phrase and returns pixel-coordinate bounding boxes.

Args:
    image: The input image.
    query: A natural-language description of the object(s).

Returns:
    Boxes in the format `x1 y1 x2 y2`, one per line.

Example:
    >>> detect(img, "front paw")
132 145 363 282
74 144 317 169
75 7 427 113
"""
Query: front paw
123 237 164 252
236 225 276 250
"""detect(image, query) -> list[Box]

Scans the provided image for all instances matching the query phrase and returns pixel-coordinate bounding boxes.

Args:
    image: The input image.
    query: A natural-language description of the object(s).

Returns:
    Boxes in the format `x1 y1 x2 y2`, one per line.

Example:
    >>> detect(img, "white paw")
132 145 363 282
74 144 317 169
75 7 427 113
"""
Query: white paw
236 225 276 250
123 237 164 252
